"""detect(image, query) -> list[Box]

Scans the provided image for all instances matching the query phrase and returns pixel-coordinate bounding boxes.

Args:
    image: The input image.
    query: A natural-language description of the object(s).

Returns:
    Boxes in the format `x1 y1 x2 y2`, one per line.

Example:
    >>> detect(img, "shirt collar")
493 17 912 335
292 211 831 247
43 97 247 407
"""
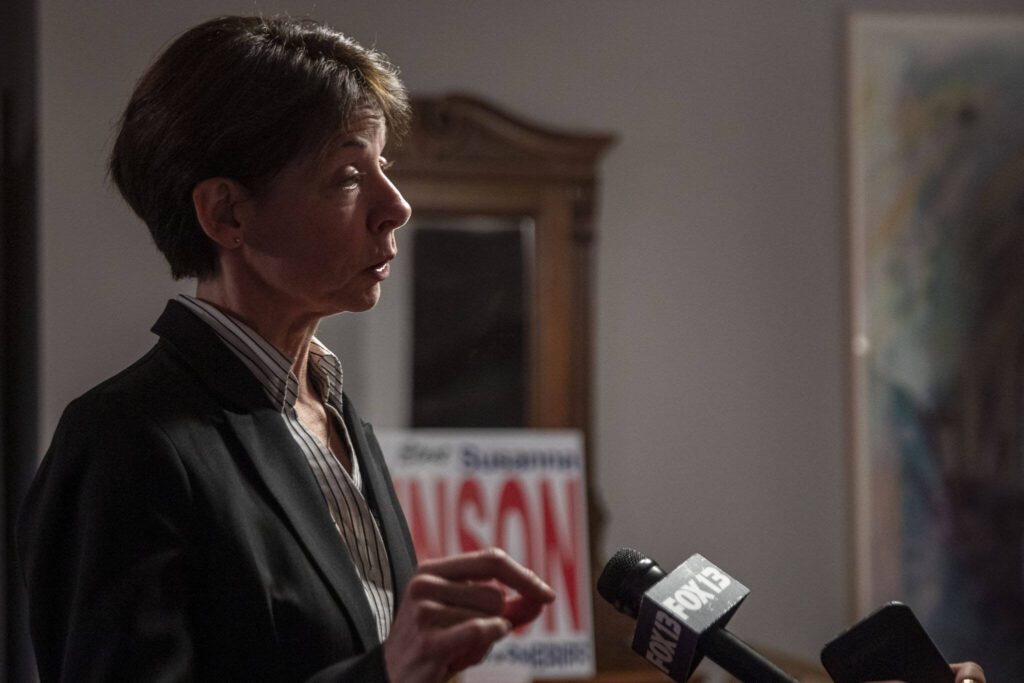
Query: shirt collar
308 339 344 409
176 294 343 413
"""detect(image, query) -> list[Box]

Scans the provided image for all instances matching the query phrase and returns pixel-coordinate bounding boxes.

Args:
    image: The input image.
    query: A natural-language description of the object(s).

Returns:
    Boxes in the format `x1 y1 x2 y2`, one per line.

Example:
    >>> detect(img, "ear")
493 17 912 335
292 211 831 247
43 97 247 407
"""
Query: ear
192 178 249 249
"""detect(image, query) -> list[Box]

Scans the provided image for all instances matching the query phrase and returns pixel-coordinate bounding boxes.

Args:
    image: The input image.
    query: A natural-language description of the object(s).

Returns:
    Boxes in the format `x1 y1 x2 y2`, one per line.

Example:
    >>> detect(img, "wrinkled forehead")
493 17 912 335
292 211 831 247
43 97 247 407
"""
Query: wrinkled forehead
335 107 387 146
307 108 386 163
345 105 386 135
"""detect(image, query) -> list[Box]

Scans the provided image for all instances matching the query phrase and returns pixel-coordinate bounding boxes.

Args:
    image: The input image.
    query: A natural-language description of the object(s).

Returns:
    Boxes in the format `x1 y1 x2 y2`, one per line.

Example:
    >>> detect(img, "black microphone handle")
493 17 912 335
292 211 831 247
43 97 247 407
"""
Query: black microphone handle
701 627 798 683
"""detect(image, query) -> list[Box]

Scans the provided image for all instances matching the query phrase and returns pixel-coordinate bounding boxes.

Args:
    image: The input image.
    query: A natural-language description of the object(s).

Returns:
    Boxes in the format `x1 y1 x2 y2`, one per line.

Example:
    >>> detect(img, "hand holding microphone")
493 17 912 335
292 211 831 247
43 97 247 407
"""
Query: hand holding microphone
865 661 985 683
822 601 989 683
949 661 986 683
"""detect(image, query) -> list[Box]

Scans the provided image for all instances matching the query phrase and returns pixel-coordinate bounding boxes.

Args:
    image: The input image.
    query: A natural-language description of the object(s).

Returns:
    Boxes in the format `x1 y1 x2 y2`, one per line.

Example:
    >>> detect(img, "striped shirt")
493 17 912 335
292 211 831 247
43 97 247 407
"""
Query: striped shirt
177 294 394 641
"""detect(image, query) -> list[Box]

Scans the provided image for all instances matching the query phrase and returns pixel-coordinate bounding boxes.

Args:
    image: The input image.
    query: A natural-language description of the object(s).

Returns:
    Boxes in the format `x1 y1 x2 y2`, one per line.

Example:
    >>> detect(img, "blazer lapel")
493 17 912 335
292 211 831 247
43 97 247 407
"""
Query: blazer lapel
224 409 380 648
152 301 379 648
342 397 417 602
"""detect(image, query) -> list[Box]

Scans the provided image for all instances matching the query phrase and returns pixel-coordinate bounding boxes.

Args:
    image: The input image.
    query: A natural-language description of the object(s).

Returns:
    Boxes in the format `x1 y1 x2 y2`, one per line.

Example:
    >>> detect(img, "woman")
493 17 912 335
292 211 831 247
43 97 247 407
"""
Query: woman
18 15 552 682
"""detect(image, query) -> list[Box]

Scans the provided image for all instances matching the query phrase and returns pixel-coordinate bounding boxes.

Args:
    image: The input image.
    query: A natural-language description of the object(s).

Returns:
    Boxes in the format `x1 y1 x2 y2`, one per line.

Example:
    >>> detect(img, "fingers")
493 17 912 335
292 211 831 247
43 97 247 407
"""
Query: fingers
384 549 554 682
384 603 510 682
418 548 555 604
503 593 546 628
417 549 554 630
414 598 502 628
950 661 985 683
434 615 512 673
406 571 506 616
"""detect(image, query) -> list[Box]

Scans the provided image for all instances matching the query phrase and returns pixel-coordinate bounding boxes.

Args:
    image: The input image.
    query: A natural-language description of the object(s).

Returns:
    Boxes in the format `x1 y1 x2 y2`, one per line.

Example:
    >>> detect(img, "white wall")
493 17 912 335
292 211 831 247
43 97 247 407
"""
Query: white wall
39 0 1017 663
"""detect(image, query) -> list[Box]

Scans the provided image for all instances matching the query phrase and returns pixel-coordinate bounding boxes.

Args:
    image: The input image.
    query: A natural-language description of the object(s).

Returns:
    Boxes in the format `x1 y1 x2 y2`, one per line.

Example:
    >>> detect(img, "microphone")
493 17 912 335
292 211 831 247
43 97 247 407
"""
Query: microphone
597 548 797 682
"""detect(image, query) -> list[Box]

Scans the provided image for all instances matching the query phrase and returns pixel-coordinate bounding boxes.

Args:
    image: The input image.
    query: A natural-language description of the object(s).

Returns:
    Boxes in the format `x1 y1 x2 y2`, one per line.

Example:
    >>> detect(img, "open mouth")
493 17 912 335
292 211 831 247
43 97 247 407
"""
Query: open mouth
371 251 396 277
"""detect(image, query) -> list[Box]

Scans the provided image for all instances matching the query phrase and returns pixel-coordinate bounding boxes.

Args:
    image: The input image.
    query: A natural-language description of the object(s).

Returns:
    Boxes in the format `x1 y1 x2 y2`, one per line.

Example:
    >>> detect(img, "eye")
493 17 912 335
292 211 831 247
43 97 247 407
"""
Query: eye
333 158 392 191
337 171 366 190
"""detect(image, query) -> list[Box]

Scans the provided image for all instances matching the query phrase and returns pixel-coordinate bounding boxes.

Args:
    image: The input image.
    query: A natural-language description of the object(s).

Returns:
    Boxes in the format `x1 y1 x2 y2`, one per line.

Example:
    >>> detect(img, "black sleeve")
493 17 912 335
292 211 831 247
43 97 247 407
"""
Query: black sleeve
18 396 197 681
305 644 391 683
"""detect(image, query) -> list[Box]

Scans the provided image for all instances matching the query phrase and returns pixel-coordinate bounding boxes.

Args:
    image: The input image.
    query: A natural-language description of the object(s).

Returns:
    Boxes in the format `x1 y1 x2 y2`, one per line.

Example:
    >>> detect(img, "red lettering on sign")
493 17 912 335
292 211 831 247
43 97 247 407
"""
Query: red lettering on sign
496 479 534 571
457 478 485 553
492 479 535 634
541 479 582 631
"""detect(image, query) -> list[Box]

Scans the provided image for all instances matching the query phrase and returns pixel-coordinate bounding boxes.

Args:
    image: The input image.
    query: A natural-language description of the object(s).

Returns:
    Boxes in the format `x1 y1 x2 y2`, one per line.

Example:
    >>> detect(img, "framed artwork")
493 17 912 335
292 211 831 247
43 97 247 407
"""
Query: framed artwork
848 13 1024 678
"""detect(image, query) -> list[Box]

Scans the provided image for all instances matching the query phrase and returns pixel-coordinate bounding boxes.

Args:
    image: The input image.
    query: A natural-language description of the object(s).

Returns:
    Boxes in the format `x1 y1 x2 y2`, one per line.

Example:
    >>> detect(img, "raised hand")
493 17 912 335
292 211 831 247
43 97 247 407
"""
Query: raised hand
383 548 555 683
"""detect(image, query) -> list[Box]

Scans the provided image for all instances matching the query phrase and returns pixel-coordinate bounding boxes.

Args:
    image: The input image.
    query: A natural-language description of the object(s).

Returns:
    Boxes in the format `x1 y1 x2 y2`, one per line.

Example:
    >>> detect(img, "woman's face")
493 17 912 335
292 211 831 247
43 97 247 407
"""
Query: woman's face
237 111 411 317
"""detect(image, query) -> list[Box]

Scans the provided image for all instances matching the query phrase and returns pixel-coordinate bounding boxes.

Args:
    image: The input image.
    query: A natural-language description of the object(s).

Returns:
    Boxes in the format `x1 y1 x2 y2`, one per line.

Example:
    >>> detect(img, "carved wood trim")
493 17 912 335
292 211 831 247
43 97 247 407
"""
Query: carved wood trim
392 93 614 183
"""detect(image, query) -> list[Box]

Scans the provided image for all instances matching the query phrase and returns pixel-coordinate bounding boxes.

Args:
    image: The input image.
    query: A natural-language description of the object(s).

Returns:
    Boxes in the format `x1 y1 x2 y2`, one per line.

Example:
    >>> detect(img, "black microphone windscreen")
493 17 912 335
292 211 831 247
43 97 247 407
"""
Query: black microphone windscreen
596 547 643 601
597 547 666 619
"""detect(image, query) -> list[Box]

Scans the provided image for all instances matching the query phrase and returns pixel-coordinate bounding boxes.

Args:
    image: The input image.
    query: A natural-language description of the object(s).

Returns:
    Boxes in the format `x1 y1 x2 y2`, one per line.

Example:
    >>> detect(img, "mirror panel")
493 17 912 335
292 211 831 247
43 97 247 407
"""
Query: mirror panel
411 214 534 427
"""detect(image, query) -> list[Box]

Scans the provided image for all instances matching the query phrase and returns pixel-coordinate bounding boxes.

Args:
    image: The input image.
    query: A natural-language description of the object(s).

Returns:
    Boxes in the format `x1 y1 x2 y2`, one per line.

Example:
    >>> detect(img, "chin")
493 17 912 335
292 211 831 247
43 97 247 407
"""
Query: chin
340 286 381 314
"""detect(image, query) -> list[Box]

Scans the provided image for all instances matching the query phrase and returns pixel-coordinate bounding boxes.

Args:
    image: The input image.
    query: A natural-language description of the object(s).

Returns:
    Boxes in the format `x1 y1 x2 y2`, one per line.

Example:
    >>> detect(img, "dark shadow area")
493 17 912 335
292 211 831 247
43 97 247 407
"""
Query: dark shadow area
2 0 39 679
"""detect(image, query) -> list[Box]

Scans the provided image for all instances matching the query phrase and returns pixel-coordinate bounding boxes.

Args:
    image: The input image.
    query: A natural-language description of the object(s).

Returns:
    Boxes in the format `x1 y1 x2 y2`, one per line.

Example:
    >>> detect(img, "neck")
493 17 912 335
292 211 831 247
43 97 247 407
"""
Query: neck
195 275 319 383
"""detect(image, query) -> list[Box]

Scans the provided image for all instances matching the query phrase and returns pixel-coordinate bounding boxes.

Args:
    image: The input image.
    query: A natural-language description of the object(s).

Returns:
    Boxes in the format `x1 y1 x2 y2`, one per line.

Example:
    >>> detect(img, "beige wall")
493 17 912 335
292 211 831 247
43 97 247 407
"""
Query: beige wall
39 0 1015 663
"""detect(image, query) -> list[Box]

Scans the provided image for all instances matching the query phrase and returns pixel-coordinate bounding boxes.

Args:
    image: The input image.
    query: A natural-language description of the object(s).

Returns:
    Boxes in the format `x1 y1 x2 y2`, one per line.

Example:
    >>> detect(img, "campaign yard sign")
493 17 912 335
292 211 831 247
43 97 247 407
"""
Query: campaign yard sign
378 430 595 678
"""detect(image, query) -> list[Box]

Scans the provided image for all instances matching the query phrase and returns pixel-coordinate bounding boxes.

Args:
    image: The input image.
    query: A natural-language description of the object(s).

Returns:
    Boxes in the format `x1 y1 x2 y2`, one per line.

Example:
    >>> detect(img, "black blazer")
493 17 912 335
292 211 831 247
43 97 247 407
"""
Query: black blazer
17 300 417 682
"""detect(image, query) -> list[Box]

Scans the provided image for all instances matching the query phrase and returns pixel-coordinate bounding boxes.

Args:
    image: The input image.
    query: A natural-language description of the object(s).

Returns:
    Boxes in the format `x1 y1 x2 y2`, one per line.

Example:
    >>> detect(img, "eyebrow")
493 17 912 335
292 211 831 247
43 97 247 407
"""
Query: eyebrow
321 128 385 159
319 136 367 157
336 138 369 150
313 115 387 165
310 136 365 170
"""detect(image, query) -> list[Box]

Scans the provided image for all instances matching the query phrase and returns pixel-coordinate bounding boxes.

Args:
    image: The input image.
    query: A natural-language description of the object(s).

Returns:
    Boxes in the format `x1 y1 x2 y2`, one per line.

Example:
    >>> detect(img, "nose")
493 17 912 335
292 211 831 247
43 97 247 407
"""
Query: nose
370 172 412 234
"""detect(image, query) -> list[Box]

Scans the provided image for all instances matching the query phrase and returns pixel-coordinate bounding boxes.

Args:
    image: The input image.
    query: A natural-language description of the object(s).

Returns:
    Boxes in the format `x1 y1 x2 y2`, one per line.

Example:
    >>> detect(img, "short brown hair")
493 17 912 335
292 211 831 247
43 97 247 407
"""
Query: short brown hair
110 15 409 280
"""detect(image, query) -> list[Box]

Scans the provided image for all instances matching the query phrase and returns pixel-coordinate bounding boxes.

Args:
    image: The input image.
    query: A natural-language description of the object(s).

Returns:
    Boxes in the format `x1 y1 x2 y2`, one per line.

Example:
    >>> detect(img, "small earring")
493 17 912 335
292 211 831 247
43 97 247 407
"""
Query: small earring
233 236 242 245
